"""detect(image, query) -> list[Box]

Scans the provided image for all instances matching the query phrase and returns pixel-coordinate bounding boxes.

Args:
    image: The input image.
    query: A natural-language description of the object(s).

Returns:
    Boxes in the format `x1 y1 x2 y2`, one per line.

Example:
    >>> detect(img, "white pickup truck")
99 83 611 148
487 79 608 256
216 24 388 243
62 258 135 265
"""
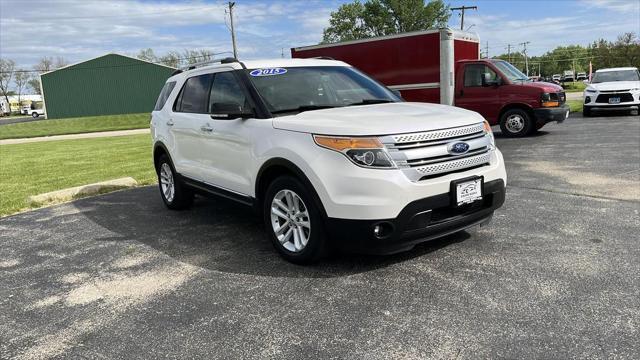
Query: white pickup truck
150 58 507 263
22 106 45 118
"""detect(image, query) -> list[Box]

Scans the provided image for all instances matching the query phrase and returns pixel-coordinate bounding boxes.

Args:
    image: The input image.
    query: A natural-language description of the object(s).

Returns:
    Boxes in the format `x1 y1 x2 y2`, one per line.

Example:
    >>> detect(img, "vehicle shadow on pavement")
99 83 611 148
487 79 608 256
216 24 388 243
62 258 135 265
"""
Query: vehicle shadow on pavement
74 186 469 278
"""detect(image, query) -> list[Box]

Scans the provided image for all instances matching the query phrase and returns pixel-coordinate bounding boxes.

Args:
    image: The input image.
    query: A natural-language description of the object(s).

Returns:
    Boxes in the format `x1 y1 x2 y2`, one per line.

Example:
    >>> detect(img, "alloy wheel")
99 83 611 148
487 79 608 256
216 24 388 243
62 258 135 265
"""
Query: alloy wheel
270 189 311 252
160 163 175 202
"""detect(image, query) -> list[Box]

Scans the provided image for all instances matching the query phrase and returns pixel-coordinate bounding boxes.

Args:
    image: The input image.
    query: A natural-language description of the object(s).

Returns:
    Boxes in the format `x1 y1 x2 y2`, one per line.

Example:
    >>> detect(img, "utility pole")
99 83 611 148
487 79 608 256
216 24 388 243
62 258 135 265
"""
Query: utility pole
228 2 238 59
451 6 477 31
485 41 489 59
520 41 530 76
506 44 512 63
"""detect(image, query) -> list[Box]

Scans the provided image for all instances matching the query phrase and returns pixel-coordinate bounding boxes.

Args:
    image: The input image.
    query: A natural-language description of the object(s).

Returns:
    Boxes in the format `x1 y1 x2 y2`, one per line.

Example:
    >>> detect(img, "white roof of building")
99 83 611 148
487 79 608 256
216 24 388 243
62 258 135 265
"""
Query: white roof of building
595 67 638 72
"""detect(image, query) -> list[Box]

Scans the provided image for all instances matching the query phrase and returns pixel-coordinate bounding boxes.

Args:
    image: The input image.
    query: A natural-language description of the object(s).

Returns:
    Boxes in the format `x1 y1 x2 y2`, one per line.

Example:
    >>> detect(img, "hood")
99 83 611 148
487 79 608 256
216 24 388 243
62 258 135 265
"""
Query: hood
272 102 485 136
516 81 563 92
588 81 640 91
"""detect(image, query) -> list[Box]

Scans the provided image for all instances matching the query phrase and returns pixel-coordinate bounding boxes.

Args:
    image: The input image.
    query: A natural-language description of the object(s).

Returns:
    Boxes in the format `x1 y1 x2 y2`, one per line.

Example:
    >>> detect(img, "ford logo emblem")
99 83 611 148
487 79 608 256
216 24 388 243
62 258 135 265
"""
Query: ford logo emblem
447 141 470 155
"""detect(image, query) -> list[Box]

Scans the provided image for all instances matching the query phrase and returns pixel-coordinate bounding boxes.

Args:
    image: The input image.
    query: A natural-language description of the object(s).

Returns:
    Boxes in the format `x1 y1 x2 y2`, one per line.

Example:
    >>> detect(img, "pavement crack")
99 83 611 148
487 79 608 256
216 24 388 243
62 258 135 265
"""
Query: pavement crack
508 184 640 204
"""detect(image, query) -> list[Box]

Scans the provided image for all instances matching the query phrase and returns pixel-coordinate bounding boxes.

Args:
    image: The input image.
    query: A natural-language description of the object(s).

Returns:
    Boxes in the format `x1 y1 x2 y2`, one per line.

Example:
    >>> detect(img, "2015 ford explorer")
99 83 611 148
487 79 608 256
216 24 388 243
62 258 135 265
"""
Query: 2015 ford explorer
151 58 507 264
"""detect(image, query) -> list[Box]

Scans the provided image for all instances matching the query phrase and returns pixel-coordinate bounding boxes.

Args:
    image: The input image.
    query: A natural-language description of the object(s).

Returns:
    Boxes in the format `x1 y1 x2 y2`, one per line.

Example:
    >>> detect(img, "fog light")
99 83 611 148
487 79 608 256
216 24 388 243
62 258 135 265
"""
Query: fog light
372 222 394 239
373 225 382 237
585 96 591 103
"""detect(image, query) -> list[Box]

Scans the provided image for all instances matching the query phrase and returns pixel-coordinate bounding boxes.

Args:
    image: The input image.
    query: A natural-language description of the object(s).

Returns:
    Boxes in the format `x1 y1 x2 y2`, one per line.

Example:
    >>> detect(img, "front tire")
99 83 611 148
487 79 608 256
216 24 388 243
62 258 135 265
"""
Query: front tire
156 154 193 210
32 112 39 118
582 106 592 117
263 176 326 264
499 109 534 137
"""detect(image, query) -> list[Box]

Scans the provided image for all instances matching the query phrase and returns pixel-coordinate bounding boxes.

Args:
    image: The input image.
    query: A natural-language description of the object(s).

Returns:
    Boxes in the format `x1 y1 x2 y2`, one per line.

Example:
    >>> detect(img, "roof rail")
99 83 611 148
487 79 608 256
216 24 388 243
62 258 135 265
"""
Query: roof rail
180 57 240 71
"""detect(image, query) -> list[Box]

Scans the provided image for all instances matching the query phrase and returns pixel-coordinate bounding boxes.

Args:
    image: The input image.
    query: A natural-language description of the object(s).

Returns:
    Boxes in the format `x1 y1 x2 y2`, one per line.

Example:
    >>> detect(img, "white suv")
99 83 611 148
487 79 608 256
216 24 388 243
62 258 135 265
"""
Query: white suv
583 67 640 116
151 58 507 263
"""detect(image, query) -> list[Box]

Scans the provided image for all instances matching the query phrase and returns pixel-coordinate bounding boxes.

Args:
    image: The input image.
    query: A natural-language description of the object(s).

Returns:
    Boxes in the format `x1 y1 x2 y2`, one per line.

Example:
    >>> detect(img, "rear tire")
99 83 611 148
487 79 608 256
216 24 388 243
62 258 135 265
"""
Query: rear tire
156 154 193 210
263 175 326 264
583 106 591 117
499 109 534 137
32 112 39 118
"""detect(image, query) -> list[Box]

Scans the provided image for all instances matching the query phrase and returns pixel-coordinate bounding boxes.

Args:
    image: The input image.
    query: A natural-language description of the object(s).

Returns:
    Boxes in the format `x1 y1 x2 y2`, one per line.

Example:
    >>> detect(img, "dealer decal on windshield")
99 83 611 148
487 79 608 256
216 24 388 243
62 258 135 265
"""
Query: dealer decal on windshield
249 68 287 77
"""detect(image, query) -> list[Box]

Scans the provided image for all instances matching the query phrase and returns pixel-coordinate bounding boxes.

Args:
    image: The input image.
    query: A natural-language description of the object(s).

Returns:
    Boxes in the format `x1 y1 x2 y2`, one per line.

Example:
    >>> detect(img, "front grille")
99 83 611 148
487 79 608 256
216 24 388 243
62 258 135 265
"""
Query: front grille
381 123 493 181
596 93 634 103
600 89 630 93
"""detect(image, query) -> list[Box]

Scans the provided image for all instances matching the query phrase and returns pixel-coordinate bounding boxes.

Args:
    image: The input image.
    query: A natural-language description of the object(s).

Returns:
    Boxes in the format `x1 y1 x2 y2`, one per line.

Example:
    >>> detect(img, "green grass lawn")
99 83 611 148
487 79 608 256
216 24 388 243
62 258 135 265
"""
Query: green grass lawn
563 81 587 93
0 113 150 140
567 100 584 113
0 134 156 216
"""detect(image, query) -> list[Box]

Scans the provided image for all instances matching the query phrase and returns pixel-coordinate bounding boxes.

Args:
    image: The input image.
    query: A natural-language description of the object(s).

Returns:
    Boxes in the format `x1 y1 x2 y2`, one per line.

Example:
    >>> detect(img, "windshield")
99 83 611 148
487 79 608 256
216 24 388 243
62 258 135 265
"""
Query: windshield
592 70 640 83
493 60 530 82
245 66 400 114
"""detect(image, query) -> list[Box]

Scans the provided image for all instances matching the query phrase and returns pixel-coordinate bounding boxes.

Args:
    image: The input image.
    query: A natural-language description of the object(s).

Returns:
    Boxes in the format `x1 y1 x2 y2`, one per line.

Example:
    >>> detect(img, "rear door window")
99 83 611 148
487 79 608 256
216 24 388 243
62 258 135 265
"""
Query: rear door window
176 74 213 113
154 81 176 111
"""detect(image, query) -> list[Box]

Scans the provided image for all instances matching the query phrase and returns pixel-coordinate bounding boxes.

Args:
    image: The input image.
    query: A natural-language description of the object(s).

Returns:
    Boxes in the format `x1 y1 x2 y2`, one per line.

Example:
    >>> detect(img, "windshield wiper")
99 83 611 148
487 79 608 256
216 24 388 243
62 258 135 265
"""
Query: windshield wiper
347 99 395 106
271 105 342 114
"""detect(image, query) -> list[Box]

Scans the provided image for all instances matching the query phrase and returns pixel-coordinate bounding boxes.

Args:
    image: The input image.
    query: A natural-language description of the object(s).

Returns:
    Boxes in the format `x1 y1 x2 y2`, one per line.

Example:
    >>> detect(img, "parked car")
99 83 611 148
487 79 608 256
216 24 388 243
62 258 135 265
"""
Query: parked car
583 67 640 116
29 108 45 118
576 72 587 81
562 70 575 82
552 74 562 82
292 28 568 137
150 58 507 264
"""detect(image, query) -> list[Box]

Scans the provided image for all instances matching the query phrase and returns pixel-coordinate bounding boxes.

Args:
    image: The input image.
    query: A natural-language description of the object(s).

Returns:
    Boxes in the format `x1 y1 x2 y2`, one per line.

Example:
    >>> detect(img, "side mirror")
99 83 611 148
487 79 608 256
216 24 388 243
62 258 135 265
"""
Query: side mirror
391 89 402 98
482 73 499 87
210 102 253 120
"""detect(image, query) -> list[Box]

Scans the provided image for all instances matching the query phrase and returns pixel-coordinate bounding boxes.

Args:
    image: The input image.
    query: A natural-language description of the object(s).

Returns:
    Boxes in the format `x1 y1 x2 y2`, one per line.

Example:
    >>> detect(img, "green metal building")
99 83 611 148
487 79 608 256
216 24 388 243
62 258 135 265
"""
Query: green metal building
40 53 175 119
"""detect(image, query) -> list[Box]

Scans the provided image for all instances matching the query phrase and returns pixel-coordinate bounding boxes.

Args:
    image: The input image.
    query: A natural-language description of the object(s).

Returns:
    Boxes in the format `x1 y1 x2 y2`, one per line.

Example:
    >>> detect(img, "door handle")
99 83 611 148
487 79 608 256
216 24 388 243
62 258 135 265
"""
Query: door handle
200 124 214 132
459 90 464 97
166 119 174 126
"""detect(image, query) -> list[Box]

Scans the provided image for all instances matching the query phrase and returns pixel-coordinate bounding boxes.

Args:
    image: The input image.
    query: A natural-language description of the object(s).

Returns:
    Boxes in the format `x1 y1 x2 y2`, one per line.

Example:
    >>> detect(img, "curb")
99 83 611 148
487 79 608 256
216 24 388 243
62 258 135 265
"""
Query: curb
27 177 139 207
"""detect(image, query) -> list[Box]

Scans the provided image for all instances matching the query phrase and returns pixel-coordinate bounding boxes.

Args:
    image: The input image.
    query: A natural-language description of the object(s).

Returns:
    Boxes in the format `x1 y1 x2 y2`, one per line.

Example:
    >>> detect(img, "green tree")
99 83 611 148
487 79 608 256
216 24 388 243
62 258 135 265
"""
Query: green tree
137 48 158 63
0 58 15 108
322 0 450 43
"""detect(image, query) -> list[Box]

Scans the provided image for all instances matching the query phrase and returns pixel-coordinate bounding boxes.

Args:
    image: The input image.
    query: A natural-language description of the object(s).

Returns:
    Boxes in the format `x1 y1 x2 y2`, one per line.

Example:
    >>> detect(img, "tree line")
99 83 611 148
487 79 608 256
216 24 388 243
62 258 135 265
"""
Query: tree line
492 33 640 77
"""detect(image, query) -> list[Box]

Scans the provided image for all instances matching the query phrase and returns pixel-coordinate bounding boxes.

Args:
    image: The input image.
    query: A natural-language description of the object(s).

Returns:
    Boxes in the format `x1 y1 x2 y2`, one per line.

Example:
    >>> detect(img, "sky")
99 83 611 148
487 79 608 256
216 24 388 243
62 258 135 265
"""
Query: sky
0 0 638 70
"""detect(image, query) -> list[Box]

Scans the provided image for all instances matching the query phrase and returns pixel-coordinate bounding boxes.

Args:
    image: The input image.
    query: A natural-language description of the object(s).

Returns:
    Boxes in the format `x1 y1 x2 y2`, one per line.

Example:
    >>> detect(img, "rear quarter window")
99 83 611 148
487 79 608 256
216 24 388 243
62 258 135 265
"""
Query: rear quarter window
154 81 176 111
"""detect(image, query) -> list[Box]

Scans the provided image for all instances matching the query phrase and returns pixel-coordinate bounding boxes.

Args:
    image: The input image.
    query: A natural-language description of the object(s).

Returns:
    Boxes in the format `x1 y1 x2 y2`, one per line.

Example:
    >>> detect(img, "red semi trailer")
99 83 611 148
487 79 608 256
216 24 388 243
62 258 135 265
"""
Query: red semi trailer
292 28 569 137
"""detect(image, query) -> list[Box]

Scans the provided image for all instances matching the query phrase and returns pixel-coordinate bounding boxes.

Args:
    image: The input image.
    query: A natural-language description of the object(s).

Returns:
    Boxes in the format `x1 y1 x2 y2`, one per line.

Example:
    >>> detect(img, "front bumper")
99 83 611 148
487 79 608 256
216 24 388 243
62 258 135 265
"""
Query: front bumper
584 91 640 109
533 104 570 125
325 179 506 254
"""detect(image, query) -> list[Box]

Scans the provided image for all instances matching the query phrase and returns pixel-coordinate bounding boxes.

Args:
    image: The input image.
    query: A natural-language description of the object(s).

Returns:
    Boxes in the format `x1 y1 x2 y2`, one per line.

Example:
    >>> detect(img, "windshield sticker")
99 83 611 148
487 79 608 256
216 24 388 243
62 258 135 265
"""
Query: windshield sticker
250 68 287 77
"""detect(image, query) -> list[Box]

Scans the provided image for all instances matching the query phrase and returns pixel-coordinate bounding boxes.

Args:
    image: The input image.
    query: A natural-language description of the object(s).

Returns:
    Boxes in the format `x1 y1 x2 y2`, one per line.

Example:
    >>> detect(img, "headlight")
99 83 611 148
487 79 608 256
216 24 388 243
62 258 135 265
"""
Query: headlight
313 135 396 168
540 92 559 107
585 88 597 93
630 88 640 91
483 120 495 149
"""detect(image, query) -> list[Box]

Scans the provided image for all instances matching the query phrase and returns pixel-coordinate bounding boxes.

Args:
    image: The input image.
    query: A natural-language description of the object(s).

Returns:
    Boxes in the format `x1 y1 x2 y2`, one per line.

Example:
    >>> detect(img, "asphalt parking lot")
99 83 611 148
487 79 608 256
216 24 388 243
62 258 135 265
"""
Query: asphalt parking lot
1 113 639 359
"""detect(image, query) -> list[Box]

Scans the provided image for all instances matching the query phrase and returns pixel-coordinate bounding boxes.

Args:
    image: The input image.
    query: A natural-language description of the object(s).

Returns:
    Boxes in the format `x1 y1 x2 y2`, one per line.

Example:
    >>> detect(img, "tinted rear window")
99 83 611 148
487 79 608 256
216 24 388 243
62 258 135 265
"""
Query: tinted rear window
177 74 213 113
154 81 176 111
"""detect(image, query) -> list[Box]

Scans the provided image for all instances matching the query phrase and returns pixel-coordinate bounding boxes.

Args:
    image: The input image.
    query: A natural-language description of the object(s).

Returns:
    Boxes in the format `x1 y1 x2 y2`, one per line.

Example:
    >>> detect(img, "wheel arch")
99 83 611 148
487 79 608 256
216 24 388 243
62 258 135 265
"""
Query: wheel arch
153 141 171 170
255 158 328 218
499 103 535 121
